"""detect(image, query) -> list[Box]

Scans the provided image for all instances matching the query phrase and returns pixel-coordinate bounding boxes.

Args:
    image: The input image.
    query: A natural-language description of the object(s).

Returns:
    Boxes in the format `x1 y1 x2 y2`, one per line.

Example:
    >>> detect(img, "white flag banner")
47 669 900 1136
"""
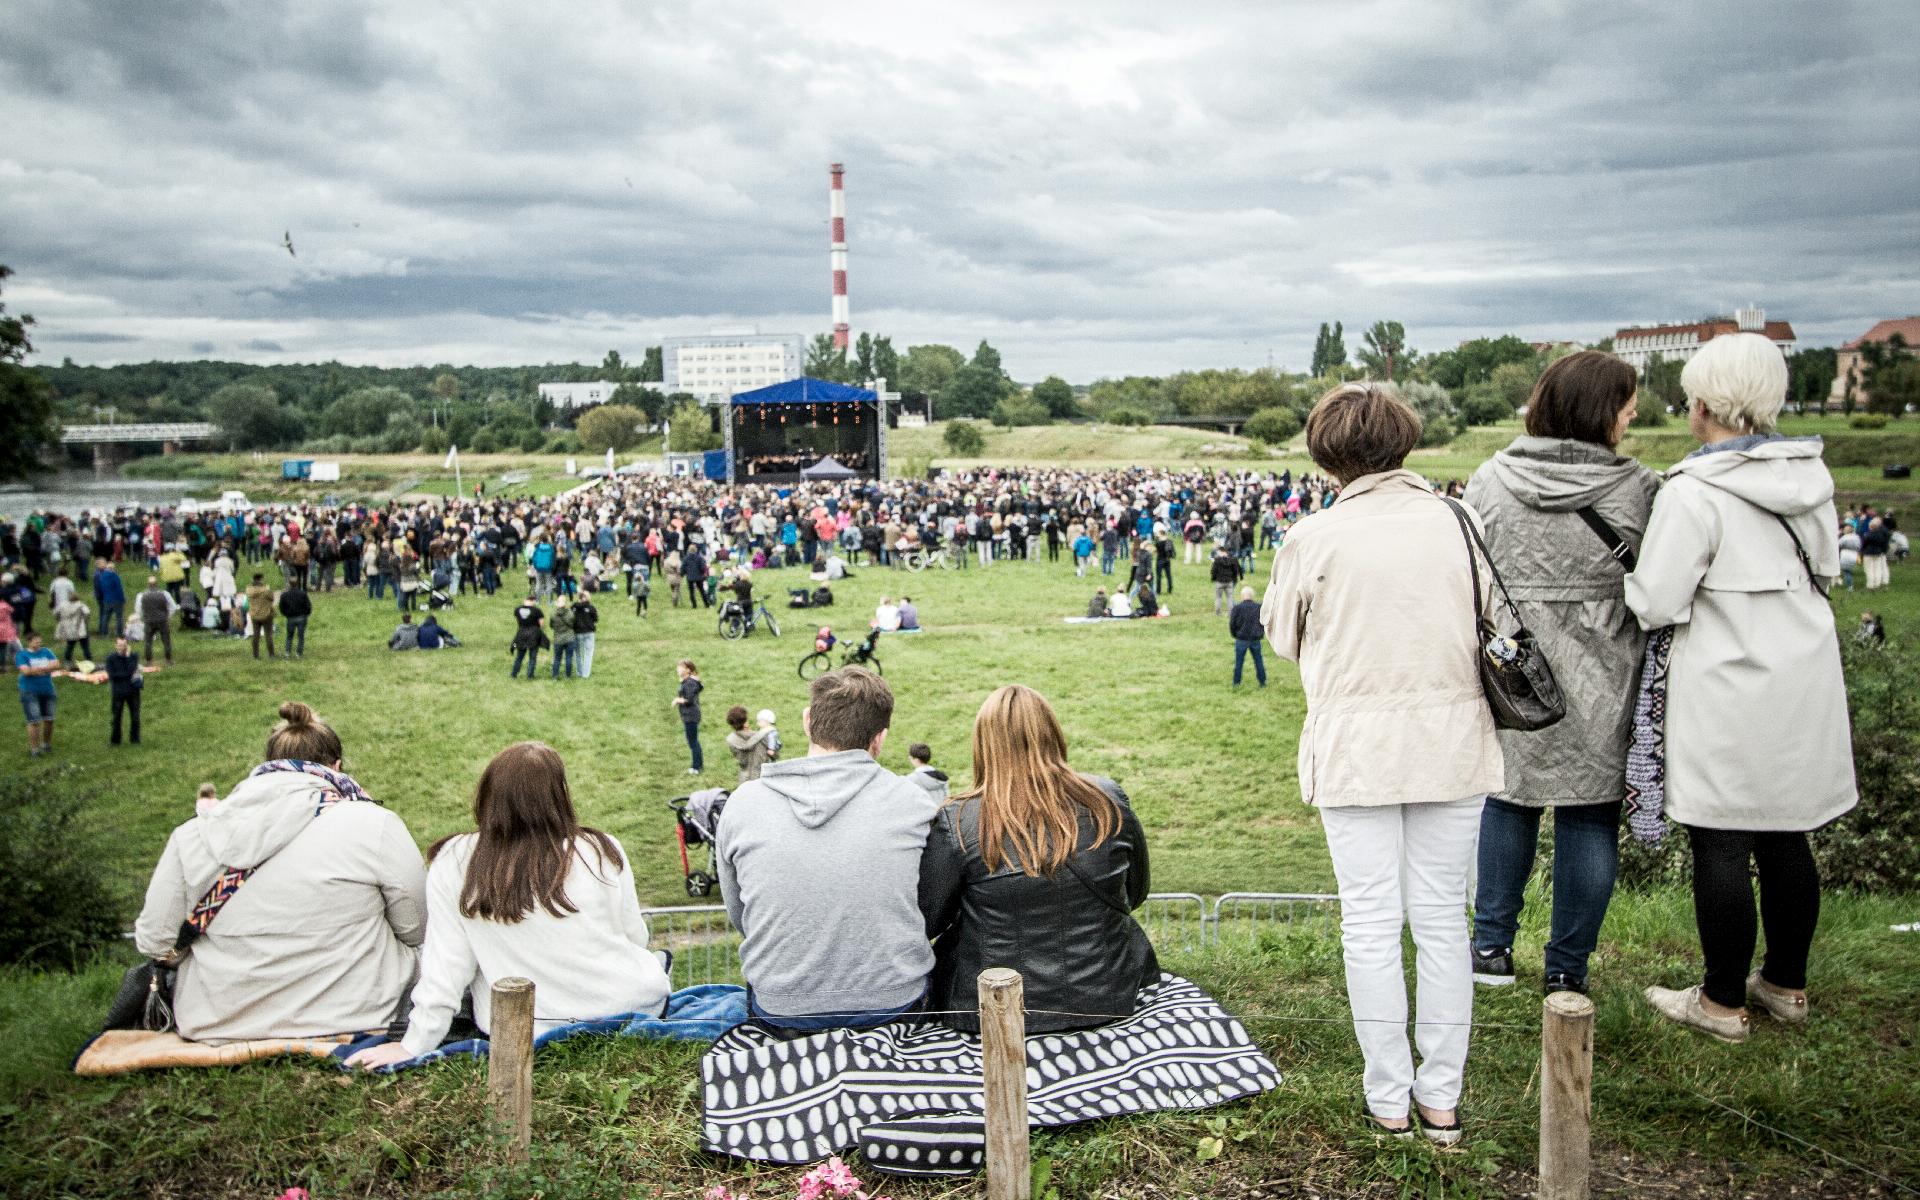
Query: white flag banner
444 445 458 469
607 446 615 471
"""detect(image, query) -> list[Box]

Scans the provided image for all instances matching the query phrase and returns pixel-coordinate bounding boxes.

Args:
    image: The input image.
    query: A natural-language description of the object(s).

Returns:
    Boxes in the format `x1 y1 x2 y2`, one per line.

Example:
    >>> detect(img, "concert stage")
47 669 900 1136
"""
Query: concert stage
723 377 886 484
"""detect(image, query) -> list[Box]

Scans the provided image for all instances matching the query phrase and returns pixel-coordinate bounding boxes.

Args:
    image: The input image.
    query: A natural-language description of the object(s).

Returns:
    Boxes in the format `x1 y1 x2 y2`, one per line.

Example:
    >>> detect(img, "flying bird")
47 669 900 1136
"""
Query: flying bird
281 231 296 257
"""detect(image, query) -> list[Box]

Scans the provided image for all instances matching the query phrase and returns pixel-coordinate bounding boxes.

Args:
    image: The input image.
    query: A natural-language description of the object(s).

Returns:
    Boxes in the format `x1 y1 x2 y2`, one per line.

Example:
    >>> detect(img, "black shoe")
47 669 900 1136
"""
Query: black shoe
1361 1100 1413 1139
1544 973 1589 997
1472 947 1515 987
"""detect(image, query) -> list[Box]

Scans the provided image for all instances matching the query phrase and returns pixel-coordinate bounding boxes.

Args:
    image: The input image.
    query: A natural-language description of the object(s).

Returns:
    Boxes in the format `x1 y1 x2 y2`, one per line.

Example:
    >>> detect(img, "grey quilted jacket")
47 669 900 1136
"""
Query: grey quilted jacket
1463 438 1660 807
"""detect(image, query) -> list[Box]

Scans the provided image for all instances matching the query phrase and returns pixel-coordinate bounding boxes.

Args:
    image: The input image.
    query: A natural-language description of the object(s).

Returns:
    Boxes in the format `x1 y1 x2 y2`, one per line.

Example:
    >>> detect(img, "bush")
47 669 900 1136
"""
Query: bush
471 426 501 454
1457 384 1512 428
942 420 986 456
1418 414 1458 448
1620 637 1920 892
417 426 450 455
1105 407 1150 427
0 768 124 969
1631 401 1669 428
1851 413 1889 430
1244 407 1302 444
380 417 425 454
543 432 582 454
517 426 547 453
989 396 1051 427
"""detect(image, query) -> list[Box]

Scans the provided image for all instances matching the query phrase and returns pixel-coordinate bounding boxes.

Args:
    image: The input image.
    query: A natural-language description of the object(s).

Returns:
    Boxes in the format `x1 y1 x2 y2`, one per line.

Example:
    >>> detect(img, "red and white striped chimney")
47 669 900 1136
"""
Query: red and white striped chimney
829 162 849 350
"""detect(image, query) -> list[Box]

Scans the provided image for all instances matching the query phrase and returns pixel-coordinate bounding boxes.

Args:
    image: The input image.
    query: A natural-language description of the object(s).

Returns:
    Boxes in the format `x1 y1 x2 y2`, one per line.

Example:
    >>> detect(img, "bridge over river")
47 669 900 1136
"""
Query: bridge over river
59 422 221 468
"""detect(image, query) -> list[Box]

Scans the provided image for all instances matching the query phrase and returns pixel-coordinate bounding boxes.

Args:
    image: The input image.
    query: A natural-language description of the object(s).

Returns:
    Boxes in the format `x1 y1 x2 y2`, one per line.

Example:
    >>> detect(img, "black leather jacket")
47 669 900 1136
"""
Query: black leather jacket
917 776 1158 1033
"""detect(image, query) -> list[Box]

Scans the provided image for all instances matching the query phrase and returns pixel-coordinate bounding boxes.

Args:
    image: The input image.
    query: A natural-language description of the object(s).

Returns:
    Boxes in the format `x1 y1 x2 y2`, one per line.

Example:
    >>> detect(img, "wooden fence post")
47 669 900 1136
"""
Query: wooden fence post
489 976 536 1164
978 967 1031 1200
1539 990 1595 1200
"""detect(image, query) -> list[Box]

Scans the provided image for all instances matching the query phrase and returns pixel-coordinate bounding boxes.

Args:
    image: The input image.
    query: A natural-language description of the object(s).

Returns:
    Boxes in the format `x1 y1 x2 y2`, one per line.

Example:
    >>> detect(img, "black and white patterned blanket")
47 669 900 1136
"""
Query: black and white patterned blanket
701 973 1281 1177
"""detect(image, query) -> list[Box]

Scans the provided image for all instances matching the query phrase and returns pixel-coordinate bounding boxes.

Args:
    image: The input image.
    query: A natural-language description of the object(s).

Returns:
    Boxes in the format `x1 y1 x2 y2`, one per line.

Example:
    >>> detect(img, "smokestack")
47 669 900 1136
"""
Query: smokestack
830 163 849 350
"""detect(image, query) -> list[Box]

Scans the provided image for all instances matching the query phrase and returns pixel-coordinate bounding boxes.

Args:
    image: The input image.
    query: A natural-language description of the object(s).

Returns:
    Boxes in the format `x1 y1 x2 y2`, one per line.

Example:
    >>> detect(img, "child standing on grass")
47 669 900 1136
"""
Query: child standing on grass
674 660 704 775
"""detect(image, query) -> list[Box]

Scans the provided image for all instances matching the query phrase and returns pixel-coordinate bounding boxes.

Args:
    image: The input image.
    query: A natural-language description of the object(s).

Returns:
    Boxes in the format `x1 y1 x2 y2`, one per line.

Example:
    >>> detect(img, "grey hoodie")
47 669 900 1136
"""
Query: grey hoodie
715 749 940 1018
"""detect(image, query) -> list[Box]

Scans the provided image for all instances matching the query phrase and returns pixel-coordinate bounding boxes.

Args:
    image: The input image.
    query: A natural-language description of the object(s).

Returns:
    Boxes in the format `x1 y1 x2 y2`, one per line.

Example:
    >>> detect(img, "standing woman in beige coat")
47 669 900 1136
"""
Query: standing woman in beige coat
1626 333 1856 1043
1262 384 1502 1145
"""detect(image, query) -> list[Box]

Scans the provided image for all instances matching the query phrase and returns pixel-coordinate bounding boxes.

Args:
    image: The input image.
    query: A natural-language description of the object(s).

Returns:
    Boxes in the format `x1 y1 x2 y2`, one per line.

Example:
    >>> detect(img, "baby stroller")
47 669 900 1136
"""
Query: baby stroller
428 566 454 610
670 787 730 897
788 584 834 609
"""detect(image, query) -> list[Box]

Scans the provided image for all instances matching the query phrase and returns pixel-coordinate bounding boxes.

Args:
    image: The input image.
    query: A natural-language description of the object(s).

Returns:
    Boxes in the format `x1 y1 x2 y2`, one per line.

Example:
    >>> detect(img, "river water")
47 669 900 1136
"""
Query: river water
0 472 200 519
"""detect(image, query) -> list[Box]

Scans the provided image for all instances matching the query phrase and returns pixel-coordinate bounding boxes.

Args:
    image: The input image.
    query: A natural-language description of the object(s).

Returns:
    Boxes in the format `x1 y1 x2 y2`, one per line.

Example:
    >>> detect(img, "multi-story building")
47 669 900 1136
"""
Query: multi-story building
537 381 621 410
1830 316 1920 408
662 331 804 405
1613 306 1796 373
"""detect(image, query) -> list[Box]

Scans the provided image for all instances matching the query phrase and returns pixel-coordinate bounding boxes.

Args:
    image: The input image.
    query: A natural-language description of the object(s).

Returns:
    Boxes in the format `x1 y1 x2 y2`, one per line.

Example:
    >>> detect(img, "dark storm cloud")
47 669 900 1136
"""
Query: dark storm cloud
1 0 1914 378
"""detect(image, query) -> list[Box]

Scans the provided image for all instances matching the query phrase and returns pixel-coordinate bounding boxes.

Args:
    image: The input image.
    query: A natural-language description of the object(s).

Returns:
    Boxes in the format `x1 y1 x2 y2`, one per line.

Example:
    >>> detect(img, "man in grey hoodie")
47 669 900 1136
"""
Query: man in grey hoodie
716 667 941 1030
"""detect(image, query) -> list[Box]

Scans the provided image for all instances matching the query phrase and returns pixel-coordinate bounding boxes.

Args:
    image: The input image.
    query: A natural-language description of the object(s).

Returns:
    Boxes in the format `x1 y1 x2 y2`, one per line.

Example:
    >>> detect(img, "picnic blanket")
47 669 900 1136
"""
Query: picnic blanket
74 1029 353 1076
701 973 1280 1178
1061 615 1163 625
331 984 748 1072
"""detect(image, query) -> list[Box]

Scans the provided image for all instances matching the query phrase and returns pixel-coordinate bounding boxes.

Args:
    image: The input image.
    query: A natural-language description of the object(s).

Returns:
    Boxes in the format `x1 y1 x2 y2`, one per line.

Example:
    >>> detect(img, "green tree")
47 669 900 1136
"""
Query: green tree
939 363 1007 420
0 266 60 481
1861 333 1915 418
640 345 663 382
1088 375 1174 421
207 382 297 450
1425 335 1536 390
1458 383 1512 427
1323 321 1347 372
1641 353 1686 419
1244 407 1302 444
970 340 1004 374
1399 380 1459 448
1357 320 1411 381
598 349 628 382
805 335 851 383
1030 376 1077 419
666 403 722 452
324 386 414 438
1786 347 1837 414
1489 359 1540 411
576 403 647 453
943 420 986 456
870 336 900 387
429 372 460 402
991 395 1051 426
852 332 876 382
899 344 965 398
609 381 665 424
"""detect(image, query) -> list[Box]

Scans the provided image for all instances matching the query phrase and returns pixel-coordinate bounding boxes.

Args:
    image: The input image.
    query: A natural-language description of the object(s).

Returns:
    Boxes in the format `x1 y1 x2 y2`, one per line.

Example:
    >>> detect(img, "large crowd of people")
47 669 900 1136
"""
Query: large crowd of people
4 331 1888 1160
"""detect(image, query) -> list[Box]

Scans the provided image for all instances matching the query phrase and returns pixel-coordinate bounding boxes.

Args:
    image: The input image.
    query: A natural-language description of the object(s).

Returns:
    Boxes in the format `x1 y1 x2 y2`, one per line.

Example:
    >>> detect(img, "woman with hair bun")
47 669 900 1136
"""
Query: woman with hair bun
134 702 426 1043
346 742 670 1068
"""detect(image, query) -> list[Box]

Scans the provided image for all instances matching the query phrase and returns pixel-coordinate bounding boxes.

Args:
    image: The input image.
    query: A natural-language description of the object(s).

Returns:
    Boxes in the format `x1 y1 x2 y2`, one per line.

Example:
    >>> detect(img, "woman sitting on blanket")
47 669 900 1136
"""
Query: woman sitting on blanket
347 742 671 1068
918 685 1159 1032
133 702 427 1044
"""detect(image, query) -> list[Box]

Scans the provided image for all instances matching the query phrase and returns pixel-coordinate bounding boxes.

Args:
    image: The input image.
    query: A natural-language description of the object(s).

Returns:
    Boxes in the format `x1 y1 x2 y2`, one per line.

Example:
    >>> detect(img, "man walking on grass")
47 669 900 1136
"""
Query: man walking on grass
1229 586 1267 688
246 573 277 659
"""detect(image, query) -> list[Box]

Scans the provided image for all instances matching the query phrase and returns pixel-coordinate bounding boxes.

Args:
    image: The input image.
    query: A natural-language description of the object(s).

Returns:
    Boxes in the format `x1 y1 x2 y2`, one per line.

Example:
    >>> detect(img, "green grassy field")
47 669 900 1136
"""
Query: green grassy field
3 479 1917 1197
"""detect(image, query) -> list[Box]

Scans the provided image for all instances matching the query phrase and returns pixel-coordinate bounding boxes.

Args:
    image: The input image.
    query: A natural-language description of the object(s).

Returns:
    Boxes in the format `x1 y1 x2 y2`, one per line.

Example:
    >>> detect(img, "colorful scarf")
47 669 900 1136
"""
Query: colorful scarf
1623 627 1674 844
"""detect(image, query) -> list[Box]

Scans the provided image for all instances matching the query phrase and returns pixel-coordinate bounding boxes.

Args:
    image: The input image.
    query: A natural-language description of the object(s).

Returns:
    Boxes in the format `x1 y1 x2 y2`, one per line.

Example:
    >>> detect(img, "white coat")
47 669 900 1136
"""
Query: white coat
1261 470 1504 808
1624 438 1857 832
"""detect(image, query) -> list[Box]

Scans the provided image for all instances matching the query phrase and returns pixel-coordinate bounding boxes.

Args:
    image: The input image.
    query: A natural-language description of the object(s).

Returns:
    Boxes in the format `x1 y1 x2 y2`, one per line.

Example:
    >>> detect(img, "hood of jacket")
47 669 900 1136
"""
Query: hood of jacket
751 749 888 829
196 769 347 871
726 728 772 752
1487 437 1649 512
1668 436 1833 517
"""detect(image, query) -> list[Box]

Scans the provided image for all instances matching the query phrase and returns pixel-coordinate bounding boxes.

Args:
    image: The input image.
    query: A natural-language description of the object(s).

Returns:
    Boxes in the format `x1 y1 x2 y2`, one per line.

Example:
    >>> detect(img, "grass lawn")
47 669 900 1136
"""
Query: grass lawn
2 493 1917 1197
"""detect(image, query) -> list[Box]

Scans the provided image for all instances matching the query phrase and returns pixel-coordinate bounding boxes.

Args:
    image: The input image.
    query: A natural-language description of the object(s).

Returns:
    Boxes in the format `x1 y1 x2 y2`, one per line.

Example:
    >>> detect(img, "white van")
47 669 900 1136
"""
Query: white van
218 490 253 513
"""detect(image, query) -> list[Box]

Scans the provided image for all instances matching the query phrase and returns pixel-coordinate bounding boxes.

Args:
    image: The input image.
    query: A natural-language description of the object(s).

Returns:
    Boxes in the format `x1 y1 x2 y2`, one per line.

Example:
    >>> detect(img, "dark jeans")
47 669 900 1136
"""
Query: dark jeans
98 603 124 636
511 646 540 678
1156 560 1173 593
688 580 710 608
683 722 703 771
1473 798 1621 982
367 572 386 599
551 643 575 678
251 620 276 658
111 692 141 744
1232 639 1267 685
144 623 173 663
62 637 93 665
284 616 307 656
1686 825 1820 1009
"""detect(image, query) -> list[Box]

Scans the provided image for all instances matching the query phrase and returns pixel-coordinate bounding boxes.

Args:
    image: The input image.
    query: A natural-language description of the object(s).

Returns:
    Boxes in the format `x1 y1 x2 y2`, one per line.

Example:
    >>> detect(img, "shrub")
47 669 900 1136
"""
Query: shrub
0 768 123 969
1457 384 1513 428
1630 401 1669 428
942 420 986 456
989 396 1051 427
1620 636 1920 891
1418 414 1458 448
1851 413 1889 430
471 426 501 454
517 427 547 453
1106 407 1150 426
543 432 581 454
417 426 450 455
1244 407 1302 444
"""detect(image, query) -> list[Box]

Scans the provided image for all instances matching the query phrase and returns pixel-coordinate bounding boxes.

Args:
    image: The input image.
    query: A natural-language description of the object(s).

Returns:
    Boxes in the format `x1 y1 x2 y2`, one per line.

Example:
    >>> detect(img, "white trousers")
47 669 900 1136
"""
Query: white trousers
1319 796 1484 1117
1864 554 1890 589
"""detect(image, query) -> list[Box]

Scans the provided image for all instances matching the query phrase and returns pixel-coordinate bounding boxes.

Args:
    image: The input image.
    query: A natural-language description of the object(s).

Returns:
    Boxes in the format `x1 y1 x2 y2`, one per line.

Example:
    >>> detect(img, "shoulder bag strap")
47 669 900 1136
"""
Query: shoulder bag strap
173 865 256 953
1443 497 1518 628
1574 506 1638 572
1772 514 1829 597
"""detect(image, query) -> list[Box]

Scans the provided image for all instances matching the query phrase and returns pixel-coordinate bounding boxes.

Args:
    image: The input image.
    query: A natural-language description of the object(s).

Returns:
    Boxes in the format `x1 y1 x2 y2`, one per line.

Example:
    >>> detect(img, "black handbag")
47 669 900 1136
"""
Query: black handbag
98 865 256 1033
1443 499 1566 732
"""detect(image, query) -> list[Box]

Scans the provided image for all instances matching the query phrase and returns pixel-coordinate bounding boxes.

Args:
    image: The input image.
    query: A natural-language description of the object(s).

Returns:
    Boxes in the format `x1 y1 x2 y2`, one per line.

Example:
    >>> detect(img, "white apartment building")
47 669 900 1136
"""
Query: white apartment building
662 331 804 405
537 381 620 410
1613 305 1797 373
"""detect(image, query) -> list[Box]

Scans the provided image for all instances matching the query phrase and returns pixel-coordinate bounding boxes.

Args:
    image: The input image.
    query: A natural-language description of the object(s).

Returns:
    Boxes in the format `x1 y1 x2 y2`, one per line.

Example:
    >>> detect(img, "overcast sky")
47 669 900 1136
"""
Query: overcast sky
4 0 1915 381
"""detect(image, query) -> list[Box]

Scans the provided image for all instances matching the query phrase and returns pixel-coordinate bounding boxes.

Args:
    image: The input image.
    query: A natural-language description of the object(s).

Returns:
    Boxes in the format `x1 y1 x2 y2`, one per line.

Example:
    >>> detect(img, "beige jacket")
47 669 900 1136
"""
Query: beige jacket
135 770 427 1043
1624 438 1856 831
1261 470 1503 807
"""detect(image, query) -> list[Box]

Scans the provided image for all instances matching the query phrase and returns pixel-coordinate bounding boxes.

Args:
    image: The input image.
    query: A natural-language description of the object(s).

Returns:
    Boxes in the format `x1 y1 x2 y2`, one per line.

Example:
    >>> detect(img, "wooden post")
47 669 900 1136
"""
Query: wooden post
1539 990 1595 1200
978 968 1031 1200
489 976 536 1163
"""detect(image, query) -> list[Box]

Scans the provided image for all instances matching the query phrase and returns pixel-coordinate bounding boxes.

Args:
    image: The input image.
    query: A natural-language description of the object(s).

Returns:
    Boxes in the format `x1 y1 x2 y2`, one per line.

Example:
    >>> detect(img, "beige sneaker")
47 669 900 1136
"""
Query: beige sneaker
1644 985 1750 1043
1747 972 1810 1024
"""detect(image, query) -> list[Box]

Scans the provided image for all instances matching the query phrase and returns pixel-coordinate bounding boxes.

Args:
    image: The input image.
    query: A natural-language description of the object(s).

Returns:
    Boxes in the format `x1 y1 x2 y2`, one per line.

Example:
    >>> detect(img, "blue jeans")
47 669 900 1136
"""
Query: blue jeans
1100 550 1115 575
574 632 595 678
550 643 575 677
511 646 539 678
684 722 703 772
367 572 386 599
98 603 124 636
749 990 923 1033
1472 797 1621 983
1233 639 1266 685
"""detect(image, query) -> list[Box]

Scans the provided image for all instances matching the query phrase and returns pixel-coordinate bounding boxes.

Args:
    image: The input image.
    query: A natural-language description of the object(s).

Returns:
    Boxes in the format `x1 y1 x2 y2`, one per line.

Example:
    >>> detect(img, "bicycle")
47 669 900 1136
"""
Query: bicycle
719 599 781 640
904 546 957 572
797 629 882 679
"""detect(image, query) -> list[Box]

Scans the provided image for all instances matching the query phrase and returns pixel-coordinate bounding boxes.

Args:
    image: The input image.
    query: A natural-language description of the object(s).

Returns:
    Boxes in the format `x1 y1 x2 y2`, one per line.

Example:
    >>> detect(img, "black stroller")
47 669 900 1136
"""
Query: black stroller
670 787 730 897
788 584 834 609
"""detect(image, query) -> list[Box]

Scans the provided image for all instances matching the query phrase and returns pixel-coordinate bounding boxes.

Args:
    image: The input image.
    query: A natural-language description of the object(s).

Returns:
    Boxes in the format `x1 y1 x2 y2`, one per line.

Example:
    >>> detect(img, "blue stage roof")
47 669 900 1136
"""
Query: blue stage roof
729 377 877 406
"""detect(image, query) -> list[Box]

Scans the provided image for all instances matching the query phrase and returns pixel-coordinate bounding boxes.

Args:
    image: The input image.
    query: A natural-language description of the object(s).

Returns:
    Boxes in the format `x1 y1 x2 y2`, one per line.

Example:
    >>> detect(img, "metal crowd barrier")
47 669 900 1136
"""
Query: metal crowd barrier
639 891 1342 989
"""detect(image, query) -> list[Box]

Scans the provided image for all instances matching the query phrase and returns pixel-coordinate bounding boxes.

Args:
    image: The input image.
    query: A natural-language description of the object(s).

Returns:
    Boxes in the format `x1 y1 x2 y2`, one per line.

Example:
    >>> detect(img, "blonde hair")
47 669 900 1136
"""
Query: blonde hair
1681 332 1788 434
953 685 1119 876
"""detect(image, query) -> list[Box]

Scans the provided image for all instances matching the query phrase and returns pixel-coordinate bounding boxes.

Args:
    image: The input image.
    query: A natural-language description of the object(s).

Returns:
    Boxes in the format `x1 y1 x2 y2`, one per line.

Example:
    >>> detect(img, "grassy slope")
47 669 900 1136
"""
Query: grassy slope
4 452 1918 1197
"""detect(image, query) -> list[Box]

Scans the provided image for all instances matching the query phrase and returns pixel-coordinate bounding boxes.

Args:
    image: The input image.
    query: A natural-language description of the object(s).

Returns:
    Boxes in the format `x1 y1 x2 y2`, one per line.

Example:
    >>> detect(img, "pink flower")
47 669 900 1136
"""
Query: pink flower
277 1190 310 1200
704 1187 737 1200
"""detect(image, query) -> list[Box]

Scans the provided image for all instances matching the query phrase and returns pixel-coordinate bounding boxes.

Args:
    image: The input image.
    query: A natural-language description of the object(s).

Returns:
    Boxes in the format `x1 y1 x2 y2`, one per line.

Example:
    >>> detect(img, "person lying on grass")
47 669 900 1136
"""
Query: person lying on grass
347 742 671 1069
